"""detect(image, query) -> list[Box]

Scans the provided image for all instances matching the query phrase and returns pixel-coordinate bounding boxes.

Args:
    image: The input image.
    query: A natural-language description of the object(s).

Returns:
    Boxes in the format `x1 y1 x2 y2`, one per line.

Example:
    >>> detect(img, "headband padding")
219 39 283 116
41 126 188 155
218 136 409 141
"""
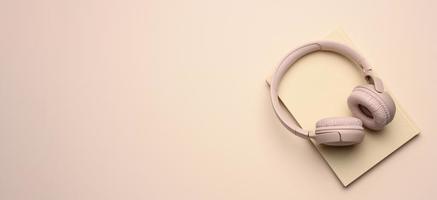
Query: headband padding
347 85 396 131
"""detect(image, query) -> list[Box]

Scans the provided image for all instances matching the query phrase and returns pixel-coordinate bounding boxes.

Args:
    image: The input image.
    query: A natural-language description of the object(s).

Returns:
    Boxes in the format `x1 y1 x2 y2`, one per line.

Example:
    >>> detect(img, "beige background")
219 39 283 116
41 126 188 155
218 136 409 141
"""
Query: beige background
0 0 436 199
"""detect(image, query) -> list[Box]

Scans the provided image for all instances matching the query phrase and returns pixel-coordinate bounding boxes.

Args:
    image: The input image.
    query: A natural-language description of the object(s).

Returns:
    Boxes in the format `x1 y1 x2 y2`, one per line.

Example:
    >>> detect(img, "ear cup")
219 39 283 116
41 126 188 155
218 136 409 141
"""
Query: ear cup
314 117 364 146
347 84 396 131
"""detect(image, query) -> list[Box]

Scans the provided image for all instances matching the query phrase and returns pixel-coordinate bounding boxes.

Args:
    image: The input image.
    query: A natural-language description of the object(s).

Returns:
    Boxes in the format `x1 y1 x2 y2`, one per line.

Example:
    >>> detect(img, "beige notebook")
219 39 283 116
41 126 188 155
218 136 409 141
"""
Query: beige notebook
267 29 420 187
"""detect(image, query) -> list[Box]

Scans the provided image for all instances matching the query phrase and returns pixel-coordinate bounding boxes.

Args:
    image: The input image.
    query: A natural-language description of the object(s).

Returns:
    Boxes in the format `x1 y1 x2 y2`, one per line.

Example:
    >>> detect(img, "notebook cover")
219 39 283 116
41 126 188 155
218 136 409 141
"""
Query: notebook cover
267 29 420 187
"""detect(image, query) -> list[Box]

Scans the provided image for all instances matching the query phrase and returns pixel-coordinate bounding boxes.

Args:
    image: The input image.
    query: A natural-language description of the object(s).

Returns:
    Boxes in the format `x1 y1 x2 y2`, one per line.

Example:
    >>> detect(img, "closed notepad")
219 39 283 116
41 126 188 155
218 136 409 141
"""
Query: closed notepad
267 29 420 187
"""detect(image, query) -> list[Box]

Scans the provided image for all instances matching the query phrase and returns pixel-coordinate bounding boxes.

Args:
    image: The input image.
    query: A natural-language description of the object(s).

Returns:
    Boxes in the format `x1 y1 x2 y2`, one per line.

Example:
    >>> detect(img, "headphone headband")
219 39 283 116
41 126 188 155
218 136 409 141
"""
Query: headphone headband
270 41 384 139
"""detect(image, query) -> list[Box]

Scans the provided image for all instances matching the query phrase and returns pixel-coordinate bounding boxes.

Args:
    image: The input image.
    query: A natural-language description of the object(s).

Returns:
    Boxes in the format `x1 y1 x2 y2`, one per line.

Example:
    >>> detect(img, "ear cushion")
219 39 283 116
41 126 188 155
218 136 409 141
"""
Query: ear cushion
315 117 364 146
347 84 396 131
316 117 362 128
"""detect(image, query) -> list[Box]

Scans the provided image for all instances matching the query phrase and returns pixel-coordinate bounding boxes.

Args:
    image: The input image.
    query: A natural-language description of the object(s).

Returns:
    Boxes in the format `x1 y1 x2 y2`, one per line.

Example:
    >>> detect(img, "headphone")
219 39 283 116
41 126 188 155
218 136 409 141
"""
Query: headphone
270 41 396 146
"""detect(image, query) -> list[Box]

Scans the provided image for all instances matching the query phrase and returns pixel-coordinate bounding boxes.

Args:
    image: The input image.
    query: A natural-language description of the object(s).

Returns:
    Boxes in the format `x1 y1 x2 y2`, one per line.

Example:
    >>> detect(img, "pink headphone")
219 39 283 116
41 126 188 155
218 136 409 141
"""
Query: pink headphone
270 41 396 146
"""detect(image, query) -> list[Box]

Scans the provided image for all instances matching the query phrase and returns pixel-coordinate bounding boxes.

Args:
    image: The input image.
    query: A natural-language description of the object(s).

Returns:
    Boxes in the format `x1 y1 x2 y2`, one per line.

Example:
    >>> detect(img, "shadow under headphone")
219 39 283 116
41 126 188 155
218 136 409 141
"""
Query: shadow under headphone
270 41 396 146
